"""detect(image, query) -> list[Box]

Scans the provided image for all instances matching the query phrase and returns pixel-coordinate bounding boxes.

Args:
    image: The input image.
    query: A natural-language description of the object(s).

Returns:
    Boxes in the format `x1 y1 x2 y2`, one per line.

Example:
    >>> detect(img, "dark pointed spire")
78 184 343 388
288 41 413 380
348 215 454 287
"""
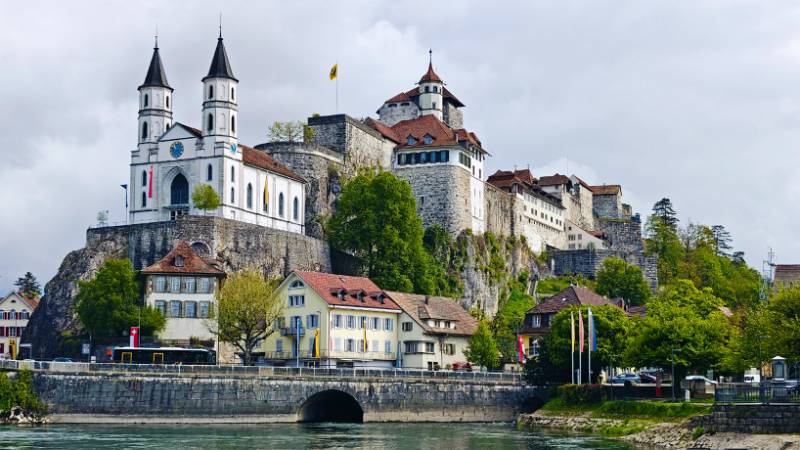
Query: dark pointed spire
203 32 237 82
139 39 171 90
419 49 443 84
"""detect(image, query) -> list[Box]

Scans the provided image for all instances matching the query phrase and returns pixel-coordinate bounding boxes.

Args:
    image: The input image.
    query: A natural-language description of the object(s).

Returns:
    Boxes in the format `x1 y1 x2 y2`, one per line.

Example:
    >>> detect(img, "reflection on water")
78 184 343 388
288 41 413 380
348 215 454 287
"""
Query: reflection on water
0 422 636 449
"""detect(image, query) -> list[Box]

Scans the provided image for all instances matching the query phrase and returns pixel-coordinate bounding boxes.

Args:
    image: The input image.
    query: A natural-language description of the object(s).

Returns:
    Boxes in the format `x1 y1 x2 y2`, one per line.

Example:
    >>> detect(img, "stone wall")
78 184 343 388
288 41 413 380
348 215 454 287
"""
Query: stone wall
32 371 538 423
596 218 644 253
549 248 658 290
377 102 419 127
707 404 800 433
307 114 393 173
593 193 623 219
24 217 331 358
395 164 473 235
483 183 513 238
256 142 344 239
443 102 464 129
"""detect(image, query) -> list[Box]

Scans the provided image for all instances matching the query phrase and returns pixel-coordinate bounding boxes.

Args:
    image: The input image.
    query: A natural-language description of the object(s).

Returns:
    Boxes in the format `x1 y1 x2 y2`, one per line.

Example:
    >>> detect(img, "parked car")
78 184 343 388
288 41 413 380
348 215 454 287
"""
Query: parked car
685 375 717 385
52 357 73 363
451 361 472 372
638 372 657 383
610 373 640 385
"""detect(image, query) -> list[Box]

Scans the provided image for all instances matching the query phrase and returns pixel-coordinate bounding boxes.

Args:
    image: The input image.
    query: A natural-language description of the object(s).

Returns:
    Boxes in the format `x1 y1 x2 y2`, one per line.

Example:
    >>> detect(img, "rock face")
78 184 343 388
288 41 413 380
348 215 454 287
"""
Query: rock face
0 406 47 425
23 216 331 358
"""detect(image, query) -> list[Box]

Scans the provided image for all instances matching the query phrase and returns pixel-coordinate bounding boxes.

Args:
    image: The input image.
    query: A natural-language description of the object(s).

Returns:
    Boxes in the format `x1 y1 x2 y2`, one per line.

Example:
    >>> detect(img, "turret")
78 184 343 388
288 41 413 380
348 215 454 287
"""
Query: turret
138 38 173 148
417 50 444 121
201 30 238 147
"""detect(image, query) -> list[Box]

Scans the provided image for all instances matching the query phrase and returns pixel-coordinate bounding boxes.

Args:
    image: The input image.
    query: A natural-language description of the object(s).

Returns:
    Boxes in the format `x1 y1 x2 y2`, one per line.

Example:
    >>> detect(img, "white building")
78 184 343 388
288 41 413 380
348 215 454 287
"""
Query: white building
129 34 306 233
0 292 39 358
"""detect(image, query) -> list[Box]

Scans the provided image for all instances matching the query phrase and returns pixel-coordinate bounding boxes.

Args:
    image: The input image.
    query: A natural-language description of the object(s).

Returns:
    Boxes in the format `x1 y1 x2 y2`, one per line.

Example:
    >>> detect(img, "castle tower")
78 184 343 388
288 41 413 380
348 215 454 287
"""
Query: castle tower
417 50 444 121
201 30 238 149
138 38 173 149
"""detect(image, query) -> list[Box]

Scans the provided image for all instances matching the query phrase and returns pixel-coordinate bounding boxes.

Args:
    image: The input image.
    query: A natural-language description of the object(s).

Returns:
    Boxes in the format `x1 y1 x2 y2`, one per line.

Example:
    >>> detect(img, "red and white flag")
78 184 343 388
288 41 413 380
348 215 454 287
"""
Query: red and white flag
129 327 140 348
147 165 154 198
517 335 525 362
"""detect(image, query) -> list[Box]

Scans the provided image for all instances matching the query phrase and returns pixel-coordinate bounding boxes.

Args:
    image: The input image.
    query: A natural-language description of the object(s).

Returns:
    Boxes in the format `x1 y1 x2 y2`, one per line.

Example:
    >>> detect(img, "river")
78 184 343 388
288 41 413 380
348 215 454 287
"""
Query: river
0 423 635 449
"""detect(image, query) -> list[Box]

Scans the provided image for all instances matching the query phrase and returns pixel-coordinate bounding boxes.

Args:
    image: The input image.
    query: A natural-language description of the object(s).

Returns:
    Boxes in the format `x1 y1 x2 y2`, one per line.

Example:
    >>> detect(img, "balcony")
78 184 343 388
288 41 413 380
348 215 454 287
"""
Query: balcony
263 349 396 361
280 327 305 337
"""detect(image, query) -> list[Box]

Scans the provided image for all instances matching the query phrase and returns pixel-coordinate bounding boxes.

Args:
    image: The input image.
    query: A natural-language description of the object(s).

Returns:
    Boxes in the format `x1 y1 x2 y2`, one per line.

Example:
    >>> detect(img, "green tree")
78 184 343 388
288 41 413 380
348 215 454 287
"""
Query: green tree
210 268 283 365
328 170 436 293
192 184 221 213
595 257 651 305
652 198 679 230
623 280 732 376
0 372 12 411
11 369 45 414
544 305 631 382
75 259 165 341
711 225 733 257
491 273 535 361
267 121 314 143
464 321 500 370
14 272 41 298
645 214 683 285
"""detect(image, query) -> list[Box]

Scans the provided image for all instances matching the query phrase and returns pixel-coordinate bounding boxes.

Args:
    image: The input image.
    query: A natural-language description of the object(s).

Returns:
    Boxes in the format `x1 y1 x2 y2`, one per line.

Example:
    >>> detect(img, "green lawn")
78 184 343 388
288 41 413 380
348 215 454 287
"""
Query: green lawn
540 397 711 421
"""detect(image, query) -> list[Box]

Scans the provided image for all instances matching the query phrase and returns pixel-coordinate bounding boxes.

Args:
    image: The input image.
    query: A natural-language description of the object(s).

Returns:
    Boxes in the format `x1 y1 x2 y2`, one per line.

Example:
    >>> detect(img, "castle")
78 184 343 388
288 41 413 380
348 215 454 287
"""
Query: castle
128 37 655 287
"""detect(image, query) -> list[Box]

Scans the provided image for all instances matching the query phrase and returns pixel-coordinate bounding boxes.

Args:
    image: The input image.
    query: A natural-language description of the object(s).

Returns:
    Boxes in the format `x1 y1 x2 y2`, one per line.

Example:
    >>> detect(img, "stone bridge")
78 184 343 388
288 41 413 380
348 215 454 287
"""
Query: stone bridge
3 362 547 423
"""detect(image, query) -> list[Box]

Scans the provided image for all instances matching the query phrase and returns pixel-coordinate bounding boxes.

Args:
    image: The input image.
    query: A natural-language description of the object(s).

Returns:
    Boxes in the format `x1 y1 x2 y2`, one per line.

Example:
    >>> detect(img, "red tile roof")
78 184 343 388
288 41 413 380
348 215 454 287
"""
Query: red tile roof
589 184 622 196
537 174 572 187
419 62 443 83
383 87 465 108
241 144 305 183
487 169 563 205
365 118 400 143
142 241 225 276
387 291 478 336
526 285 612 314
386 115 483 151
294 271 401 311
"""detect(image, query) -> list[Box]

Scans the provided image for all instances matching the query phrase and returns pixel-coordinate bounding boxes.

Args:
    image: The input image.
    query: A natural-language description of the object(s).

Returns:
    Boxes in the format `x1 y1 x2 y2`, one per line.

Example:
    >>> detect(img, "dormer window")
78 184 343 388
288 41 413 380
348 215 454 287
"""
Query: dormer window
357 292 365 303
406 136 416 146
423 134 433 145
174 256 184 267
338 290 346 301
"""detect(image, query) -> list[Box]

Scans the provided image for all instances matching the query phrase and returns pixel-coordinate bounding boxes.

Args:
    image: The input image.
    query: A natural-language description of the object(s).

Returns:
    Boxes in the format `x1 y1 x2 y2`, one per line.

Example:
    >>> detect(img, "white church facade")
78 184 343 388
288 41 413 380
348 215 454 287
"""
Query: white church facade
129 34 306 234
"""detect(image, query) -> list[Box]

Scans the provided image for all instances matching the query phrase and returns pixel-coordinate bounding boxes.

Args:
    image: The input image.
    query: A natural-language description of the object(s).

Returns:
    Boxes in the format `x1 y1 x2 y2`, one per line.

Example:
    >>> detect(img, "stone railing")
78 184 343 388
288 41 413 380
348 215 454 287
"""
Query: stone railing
0 359 522 384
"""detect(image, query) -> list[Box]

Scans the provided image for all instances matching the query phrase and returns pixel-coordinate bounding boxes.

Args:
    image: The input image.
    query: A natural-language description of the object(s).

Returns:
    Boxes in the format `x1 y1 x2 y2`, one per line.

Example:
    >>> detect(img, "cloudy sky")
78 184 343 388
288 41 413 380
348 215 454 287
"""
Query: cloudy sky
2 1 799 294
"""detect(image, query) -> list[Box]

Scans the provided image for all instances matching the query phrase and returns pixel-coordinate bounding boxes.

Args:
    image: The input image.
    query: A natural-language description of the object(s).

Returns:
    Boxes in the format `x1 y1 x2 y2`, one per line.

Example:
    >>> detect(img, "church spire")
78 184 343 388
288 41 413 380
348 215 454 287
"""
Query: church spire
203 31 237 82
418 49 443 84
140 41 171 89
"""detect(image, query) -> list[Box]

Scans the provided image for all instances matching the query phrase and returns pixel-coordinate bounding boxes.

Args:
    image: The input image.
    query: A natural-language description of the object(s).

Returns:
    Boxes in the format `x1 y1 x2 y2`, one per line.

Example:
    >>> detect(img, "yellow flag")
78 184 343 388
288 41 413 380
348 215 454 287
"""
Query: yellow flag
314 329 320 359
263 182 269 208
363 317 368 352
329 63 338 80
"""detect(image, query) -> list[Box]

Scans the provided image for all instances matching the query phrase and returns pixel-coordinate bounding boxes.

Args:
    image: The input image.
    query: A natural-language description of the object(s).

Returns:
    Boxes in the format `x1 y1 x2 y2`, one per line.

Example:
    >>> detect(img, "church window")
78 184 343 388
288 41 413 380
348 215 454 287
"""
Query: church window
230 166 235 182
207 164 213 181
231 87 235 101
293 197 299 221
230 187 235 204
278 193 285 217
141 122 148 139
165 122 169 132
166 96 170 108
142 170 148 187
246 183 253 209
141 192 146 208
231 115 236 133
208 85 214 99
170 174 189 206
207 114 214 131
143 94 149 107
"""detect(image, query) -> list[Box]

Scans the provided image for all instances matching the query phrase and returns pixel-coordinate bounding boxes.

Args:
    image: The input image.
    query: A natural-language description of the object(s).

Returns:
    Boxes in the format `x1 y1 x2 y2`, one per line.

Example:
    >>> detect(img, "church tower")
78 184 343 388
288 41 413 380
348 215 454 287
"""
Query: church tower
138 38 173 149
417 50 444 121
201 30 238 149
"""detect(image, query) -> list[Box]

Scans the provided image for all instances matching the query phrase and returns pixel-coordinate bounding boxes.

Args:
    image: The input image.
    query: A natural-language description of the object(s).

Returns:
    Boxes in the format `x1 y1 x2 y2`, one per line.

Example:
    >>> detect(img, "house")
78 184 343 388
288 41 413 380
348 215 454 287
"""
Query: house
773 265 800 289
519 285 613 358
261 271 402 368
140 241 231 361
0 292 39 358
387 291 478 370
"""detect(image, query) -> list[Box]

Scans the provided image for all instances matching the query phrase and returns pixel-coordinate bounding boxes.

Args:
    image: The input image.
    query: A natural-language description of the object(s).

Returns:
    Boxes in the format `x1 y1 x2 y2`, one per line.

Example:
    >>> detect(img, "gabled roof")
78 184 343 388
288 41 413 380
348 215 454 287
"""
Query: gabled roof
364 118 400 143
139 46 171 90
142 241 224 276
537 174 572 187
385 115 484 152
203 36 237 82
589 184 622 196
387 291 478 337
487 169 563 205
1 292 40 311
241 145 305 183
418 62 443 84
526 285 612 315
383 86 465 108
293 271 401 311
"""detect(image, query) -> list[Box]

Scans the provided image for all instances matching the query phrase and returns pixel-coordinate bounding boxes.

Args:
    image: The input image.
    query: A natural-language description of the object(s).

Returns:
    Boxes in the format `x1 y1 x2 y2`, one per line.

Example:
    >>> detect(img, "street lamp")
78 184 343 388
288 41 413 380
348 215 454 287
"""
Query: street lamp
671 348 682 401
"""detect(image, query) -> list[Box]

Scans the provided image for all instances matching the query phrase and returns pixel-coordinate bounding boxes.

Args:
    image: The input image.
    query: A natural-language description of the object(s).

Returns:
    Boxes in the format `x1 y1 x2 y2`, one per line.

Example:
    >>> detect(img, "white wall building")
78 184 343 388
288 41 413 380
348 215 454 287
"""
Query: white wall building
129 34 306 234
0 292 39 358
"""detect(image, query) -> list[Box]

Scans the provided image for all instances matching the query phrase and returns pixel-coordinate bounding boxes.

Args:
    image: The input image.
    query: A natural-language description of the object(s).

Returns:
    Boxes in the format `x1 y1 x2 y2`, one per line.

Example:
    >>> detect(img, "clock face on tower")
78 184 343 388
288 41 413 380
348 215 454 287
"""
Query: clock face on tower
170 141 184 159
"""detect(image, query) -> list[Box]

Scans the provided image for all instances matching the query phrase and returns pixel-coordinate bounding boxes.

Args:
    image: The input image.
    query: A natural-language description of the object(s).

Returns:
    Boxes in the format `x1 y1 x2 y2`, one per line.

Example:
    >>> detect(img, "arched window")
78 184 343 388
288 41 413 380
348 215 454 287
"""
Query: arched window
141 191 146 208
143 94 149 107
230 187 235 204
278 193 285 217
208 85 214 99
207 164 213 181
142 170 147 187
230 166 235 182
166 96 170 108
231 115 236 133
246 183 253 209
231 87 235 101
207 114 214 132
293 197 299 220
170 174 189 206
141 122 148 139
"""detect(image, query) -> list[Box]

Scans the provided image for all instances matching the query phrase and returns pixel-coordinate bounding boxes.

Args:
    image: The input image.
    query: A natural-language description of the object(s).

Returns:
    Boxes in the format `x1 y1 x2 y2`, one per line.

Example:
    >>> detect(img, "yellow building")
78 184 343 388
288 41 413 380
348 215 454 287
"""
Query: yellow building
262 271 401 368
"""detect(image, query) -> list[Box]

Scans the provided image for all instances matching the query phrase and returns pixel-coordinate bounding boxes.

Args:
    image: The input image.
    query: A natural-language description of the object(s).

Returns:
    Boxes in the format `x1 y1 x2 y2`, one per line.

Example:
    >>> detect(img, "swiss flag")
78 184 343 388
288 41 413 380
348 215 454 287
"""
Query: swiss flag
129 327 140 348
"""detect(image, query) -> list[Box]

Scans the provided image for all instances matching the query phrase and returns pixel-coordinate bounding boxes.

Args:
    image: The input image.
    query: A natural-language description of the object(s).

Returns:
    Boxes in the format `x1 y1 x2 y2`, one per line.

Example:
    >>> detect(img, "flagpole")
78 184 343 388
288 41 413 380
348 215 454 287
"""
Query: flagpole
570 312 575 385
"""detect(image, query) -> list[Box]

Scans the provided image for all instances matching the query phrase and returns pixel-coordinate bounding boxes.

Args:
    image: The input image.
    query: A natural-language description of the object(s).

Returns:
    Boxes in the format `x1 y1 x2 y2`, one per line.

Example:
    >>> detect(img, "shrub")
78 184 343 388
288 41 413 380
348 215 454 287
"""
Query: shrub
691 426 706 440
557 384 606 405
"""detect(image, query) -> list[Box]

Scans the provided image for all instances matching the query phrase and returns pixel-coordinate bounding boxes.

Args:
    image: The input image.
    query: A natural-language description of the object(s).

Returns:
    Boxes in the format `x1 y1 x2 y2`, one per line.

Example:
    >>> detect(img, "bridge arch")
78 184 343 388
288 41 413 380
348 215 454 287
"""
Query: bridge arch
298 389 363 423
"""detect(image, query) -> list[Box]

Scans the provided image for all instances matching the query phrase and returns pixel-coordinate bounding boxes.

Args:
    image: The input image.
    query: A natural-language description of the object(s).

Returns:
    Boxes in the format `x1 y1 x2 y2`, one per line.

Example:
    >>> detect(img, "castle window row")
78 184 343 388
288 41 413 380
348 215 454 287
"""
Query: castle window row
154 300 212 319
396 150 450 166
458 152 472 168
153 276 213 294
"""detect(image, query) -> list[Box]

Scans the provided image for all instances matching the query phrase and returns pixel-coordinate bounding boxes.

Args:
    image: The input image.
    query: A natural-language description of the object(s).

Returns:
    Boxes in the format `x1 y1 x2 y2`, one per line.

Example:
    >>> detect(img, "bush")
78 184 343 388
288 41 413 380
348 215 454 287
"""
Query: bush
0 369 46 414
691 426 706 440
557 384 606 405
596 400 710 419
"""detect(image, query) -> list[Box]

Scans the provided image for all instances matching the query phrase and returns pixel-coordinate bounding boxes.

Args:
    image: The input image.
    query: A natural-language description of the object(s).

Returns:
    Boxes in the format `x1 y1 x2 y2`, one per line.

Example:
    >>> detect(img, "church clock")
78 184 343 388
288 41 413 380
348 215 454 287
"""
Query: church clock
169 141 184 159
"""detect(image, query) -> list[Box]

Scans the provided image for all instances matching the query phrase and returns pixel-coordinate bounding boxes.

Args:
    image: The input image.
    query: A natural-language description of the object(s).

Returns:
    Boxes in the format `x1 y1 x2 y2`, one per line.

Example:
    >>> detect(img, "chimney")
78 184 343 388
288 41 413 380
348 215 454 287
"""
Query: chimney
424 296 429 305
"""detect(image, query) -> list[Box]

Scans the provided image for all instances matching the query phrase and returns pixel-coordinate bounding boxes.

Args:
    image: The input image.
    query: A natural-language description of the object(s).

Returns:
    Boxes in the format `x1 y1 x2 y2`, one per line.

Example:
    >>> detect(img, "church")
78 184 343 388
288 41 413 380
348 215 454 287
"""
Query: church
128 33 306 234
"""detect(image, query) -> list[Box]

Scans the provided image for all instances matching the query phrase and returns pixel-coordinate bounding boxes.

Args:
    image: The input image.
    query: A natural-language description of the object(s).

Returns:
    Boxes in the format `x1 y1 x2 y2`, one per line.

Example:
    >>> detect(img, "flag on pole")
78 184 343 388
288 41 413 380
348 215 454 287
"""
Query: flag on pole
147 165 154 198
578 310 584 353
314 329 320 359
588 308 597 352
570 312 575 353
517 335 525 362
329 63 338 80
263 182 269 209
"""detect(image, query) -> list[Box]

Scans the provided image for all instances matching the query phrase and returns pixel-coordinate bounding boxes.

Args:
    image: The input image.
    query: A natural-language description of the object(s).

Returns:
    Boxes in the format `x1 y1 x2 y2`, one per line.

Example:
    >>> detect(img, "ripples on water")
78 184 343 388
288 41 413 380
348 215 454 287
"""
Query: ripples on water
0 423 636 449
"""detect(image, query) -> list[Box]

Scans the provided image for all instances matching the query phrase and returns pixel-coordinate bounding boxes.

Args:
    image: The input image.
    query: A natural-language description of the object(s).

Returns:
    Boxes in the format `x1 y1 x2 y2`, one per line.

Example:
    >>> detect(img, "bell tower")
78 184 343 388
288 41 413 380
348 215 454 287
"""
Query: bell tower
201 29 238 150
138 36 173 150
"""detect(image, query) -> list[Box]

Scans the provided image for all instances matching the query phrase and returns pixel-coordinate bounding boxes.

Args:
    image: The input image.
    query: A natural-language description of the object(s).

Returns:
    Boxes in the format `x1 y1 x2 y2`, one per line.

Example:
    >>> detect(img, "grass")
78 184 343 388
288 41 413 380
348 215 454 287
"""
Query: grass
540 398 711 421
